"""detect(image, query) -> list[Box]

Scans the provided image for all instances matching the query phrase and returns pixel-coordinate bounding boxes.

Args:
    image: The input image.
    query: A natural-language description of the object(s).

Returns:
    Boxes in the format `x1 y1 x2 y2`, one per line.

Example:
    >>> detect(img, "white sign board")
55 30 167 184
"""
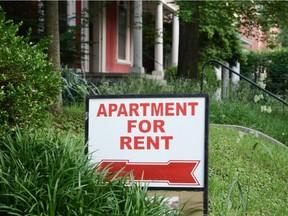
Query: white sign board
86 94 209 189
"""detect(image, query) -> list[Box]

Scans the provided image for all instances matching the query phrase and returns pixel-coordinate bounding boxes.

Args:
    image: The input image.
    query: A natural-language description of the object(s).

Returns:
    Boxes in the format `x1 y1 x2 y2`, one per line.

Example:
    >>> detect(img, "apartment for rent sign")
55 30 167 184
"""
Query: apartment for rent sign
86 95 209 189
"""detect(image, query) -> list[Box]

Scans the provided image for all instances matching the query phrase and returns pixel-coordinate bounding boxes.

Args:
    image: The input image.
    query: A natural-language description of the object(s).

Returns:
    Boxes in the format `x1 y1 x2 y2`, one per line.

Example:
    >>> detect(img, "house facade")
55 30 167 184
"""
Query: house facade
68 0 179 76
0 0 179 76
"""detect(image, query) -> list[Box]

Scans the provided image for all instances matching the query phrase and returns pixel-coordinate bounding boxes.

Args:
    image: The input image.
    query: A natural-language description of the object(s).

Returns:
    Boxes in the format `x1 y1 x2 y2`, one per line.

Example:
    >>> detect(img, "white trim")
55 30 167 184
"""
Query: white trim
116 59 131 65
162 0 178 12
240 36 252 45
116 1 131 63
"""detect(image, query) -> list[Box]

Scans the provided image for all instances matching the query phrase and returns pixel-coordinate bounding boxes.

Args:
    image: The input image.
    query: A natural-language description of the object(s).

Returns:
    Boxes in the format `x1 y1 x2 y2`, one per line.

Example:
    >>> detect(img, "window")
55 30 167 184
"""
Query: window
117 1 130 62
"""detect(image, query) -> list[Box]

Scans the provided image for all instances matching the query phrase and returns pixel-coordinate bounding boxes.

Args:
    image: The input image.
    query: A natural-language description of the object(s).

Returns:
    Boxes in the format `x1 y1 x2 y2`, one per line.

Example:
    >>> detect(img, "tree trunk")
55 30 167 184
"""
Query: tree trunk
177 1 200 80
46 0 63 112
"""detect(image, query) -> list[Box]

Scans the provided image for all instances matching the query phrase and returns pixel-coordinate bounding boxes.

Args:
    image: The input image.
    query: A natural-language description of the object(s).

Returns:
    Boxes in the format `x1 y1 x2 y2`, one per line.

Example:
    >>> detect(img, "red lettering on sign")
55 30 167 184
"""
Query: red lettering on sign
162 136 173 149
147 136 159 149
147 136 173 150
151 103 163 116
96 104 107 117
129 103 140 116
127 120 166 133
175 102 186 116
188 102 198 116
120 136 132 149
153 120 165 133
120 136 173 150
96 101 199 117
117 103 128 116
134 136 145 150
108 103 117 116
139 120 151 133
140 103 149 116
165 102 174 116
127 120 137 133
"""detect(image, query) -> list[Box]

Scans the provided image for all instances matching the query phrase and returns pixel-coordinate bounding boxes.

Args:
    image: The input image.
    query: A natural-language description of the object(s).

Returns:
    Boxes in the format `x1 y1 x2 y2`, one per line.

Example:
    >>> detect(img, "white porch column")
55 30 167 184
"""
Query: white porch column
81 1 89 73
172 13 179 66
214 66 222 101
222 62 230 99
130 0 145 73
231 62 240 84
153 2 164 76
67 0 76 27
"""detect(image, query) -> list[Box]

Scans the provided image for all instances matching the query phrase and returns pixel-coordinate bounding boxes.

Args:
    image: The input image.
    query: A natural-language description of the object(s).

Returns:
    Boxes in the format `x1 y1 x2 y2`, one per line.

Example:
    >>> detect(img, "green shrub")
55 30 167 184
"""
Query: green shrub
201 65 220 94
164 66 178 83
98 76 165 95
241 49 288 95
62 67 100 105
0 10 62 133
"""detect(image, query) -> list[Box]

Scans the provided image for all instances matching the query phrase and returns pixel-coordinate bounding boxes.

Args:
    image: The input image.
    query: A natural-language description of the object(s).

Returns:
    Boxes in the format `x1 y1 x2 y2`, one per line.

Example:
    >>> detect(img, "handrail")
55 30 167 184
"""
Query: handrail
200 59 288 106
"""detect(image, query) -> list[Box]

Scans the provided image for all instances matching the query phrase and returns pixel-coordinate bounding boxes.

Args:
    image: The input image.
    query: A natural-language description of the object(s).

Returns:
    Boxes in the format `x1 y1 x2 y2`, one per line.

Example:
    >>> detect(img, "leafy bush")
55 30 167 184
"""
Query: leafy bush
241 49 288 95
0 10 62 133
164 66 178 83
0 129 178 215
97 75 200 95
201 65 221 94
62 67 100 105
98 76 166 95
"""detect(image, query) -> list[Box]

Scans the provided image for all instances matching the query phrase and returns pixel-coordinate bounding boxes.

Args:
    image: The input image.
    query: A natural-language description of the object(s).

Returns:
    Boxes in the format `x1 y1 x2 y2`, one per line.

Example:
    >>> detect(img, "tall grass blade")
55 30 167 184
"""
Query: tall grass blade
226 179 246 214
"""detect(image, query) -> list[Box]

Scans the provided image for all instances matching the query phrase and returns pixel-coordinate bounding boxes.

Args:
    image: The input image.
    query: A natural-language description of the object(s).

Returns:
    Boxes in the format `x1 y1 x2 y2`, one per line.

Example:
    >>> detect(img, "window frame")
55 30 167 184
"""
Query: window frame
116 1 131 64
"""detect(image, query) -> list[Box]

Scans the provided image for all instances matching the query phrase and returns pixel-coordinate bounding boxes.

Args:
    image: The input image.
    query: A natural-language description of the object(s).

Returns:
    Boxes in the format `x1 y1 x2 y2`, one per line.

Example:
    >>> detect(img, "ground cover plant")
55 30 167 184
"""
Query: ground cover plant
0 128 180 216
209 126 287 215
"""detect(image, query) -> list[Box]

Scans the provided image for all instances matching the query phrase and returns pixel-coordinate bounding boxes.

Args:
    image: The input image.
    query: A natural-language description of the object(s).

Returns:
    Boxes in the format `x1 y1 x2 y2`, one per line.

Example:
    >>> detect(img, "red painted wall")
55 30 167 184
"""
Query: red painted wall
105 2 131 73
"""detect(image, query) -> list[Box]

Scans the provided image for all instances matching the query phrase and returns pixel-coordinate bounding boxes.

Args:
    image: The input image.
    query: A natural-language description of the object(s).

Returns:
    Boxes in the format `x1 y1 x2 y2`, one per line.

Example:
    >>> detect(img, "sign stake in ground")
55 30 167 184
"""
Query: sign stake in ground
86 94 209 214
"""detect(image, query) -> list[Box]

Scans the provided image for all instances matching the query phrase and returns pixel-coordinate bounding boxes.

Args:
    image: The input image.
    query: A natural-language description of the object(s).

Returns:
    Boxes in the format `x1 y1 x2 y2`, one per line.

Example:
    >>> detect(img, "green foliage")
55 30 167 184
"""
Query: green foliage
97 75 201 95
210 97 288 145
241 49 288 94
0 129 179 216
201 65 220 94
199 25 243 65
209 126 288 215
164 66 178 83
97 76 166 95
277 26 288 48
0 10 62 134
62 67 100 105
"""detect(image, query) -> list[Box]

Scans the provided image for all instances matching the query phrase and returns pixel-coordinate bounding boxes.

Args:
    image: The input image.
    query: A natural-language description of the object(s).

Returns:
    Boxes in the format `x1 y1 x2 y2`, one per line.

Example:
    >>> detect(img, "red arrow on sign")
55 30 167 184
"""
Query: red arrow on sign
97 160 200 186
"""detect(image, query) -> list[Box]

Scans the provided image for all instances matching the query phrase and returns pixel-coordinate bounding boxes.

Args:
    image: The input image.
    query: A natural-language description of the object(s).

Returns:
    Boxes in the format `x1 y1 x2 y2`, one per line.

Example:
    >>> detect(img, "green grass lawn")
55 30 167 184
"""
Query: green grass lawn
209 126 287 215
